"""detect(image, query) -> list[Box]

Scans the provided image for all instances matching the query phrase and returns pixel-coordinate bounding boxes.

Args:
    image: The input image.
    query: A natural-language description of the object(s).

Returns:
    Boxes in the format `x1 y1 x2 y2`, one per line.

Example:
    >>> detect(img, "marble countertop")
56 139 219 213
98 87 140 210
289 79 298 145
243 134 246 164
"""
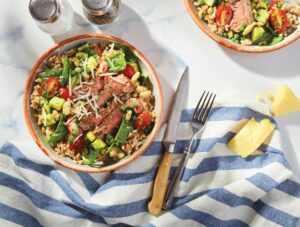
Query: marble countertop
0 0 299 179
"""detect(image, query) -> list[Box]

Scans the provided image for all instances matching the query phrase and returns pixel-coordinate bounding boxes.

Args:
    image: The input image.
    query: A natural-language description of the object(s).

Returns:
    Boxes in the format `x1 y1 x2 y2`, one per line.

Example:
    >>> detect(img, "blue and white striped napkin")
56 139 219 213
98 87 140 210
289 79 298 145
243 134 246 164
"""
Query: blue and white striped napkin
0 96 300 227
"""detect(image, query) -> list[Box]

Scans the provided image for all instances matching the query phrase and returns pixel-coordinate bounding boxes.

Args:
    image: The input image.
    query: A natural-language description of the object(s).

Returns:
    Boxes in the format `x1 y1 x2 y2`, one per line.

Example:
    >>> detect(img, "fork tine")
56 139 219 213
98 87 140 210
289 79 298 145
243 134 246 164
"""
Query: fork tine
201 94 216 122
195 92 209 120
197 92 213 121
192 91 206 119
194 91 209 120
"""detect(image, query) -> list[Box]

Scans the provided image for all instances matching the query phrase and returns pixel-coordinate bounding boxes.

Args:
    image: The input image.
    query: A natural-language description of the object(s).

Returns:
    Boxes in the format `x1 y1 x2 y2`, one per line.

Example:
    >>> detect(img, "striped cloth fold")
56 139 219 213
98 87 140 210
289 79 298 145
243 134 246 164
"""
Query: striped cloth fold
1 97 300 227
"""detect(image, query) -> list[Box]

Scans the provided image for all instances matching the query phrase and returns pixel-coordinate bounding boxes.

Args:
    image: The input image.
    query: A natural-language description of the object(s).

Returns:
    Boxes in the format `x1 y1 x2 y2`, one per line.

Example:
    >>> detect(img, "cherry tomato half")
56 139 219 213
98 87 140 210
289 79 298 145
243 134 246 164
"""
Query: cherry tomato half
134 113 153 130
120 64 135 79
39 84 45 96
216 4 233 26
69 134 84 154
45 77 60 97
60 87 74 100
269 9 288 33
94 45 103 57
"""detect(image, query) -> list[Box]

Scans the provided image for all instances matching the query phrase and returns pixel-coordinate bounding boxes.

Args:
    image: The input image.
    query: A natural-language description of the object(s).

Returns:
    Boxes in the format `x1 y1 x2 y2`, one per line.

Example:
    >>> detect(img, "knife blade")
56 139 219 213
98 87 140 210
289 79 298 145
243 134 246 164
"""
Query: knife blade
148 67 189 215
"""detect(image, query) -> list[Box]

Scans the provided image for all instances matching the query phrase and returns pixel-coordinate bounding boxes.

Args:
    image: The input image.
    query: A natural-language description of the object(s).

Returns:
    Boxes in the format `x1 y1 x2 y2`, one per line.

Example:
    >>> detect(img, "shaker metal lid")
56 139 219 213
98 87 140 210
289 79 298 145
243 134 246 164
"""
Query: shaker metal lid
29 0 58 22
82 0 113 14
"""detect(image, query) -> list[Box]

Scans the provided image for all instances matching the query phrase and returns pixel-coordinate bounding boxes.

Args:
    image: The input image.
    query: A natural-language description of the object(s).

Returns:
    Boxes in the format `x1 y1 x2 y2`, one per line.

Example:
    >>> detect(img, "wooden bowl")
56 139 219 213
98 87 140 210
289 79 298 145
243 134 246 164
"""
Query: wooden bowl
185 0 300 53
24 34 164 173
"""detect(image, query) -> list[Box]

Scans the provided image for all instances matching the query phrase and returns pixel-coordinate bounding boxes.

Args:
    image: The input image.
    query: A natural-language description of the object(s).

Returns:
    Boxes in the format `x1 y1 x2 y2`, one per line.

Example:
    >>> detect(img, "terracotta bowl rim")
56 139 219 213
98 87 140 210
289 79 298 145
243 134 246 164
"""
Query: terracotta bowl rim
24 33 164 173
185 0 300 53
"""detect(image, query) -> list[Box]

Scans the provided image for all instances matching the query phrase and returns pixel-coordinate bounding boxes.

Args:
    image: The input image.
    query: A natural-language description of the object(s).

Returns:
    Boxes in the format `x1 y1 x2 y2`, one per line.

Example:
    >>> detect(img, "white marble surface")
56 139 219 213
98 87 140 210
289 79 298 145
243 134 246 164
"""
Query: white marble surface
0 0 299 179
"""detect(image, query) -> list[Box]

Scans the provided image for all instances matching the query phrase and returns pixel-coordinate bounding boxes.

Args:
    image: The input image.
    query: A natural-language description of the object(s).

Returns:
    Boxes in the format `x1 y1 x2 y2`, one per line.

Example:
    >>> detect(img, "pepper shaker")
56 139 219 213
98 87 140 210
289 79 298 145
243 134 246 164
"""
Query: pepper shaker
29 0 74 35
82 0 121 25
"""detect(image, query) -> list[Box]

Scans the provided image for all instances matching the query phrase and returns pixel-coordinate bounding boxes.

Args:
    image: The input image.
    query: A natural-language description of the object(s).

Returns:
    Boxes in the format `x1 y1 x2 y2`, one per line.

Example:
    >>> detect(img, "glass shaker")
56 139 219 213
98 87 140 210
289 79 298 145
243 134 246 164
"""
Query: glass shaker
82 0 121 25
29 0 74 36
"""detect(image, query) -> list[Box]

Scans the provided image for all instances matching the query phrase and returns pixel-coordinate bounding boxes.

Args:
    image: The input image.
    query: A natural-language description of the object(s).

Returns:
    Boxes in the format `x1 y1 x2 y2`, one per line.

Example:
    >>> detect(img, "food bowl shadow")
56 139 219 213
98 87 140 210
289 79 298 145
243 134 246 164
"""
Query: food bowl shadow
219 36 300 78
51 12 97 43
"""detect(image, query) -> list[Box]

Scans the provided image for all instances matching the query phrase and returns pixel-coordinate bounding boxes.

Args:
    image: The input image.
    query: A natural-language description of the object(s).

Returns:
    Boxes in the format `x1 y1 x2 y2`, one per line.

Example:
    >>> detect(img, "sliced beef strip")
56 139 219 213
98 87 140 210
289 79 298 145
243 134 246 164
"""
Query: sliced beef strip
94 108 123 139
109 74 134 95
73 77 104 96
97 74 134 107
79 101 119 131
230 0 254 33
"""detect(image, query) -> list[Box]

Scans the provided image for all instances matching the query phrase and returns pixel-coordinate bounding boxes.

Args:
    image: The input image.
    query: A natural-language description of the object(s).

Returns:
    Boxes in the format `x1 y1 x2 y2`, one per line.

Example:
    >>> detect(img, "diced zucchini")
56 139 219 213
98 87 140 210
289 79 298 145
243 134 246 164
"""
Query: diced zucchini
78 43 90 52
92 139 107 150
40 97 47 106
251 26 273 45
87 56 98 70
44 114 56 127
49 97 65 111
270 36 284 45
252 27 265 43
205 0 216 6
86 131 96 142
76 52 88 62
258 0 268 9
43 102 51 114
255 9 269 24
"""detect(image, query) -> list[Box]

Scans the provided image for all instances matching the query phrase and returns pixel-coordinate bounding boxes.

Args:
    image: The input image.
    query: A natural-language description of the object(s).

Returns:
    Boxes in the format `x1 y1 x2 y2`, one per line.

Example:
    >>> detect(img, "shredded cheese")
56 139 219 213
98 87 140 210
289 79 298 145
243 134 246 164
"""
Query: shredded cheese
98 72 117 77
73 85 82 91
94 161 104 165
109 43 115 54
73 91 92 102
112 93 124 105
92 94 100 109
65 115 76 125
82 81 95 85
97 62 104 74
91 68 95 78
68 73 72 96
78 114 85 120
86 97 100 118
83 58 88 73
82 106 88 114
110 75 126 84
73 133 83 143
68 99 75 105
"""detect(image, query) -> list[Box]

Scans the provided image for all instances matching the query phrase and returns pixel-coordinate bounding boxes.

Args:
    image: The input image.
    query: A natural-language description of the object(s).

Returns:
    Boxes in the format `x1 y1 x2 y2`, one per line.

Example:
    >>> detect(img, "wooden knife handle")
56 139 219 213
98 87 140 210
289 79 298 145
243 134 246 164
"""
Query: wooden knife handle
148 151 173 215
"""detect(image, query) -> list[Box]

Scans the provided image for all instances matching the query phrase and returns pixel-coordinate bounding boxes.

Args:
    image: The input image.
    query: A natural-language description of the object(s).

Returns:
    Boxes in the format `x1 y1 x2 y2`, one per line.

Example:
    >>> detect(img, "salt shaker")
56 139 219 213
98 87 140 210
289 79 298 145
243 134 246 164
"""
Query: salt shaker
82 0 121 25
29 0 74 36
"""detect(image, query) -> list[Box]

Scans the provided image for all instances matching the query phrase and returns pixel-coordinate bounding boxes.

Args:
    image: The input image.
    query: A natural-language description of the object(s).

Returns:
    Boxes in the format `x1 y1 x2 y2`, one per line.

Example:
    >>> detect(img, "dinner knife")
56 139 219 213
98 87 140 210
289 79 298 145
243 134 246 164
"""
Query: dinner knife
148 67 189 215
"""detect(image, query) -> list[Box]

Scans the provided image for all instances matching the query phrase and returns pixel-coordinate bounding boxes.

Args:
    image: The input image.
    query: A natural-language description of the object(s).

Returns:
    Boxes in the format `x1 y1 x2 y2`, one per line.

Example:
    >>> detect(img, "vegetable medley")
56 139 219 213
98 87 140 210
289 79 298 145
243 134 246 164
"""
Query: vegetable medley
194 0 300 46
30 42 156 167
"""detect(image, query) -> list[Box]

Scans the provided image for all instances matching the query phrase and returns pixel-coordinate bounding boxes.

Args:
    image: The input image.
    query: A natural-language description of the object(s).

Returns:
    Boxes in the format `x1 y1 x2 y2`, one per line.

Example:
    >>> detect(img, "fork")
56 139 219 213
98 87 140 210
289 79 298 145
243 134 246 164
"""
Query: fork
163 91 216 210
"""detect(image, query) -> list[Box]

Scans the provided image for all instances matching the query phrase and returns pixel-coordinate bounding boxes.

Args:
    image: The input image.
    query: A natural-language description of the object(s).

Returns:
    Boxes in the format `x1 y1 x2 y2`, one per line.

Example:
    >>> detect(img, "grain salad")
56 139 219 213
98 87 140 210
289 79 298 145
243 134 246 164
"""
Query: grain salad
30 42 156 167
194 0 300 46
